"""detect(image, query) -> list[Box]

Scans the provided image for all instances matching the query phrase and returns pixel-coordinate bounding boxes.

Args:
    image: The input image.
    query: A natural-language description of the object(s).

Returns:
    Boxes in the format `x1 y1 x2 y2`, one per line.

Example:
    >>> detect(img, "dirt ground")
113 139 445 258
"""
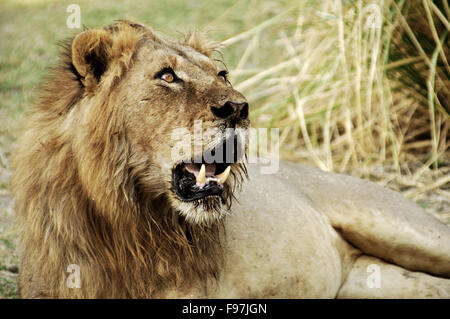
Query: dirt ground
0 168 19 298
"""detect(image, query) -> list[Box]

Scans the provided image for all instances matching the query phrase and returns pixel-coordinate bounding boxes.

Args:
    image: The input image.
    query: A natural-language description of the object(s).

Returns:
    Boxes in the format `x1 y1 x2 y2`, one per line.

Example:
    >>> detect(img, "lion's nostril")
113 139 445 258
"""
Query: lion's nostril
211 103 234 119
211 101 249 121
239 102 249 120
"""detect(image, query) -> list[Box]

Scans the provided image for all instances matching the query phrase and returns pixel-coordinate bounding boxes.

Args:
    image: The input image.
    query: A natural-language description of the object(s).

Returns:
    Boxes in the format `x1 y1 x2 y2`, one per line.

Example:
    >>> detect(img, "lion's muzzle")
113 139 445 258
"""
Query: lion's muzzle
172 133 244 203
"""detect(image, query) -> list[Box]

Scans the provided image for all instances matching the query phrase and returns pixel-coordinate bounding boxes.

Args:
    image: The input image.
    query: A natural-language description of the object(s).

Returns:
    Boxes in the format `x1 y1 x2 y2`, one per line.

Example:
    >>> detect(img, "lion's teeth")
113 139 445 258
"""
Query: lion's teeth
217 166 231 184
196 164 206 186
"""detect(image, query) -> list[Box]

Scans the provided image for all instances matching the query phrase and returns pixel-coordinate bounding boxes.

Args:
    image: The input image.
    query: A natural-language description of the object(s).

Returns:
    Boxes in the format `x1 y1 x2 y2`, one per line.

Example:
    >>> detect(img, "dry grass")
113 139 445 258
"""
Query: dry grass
221 0 449 221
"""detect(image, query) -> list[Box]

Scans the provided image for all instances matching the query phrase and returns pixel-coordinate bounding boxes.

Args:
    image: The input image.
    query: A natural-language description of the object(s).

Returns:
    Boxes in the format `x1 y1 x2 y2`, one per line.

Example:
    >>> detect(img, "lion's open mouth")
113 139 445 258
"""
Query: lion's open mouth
172 134 243 202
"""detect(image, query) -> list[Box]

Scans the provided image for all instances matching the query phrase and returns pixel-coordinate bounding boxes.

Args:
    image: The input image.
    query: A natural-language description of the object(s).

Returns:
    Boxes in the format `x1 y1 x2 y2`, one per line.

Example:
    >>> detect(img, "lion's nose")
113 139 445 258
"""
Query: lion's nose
211 101 249 121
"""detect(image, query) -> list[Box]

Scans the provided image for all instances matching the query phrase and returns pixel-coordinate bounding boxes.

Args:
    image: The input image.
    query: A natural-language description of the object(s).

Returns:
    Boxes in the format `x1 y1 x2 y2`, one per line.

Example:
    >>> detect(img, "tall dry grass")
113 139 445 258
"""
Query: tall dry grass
219 0 449 205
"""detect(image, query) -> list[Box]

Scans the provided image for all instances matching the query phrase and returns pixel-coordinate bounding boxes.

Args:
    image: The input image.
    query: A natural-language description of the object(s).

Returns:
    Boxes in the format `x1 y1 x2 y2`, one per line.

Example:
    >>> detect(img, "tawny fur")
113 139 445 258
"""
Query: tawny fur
12 21 229 298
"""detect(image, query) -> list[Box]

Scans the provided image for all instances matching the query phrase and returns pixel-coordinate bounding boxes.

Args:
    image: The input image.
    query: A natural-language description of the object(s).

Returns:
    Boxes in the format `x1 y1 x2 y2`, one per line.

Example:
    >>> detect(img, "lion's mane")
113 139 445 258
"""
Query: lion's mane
12 21 228 298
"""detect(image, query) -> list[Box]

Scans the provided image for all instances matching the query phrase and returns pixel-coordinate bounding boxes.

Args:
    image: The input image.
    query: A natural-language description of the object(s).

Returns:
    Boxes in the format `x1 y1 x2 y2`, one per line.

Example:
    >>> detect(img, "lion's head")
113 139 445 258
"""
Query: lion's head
12 20 250 297
69 21 249 225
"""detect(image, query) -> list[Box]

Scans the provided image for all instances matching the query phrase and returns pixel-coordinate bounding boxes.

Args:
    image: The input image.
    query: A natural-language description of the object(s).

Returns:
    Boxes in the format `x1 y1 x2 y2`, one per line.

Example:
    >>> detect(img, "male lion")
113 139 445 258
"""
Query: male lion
12 20 450 298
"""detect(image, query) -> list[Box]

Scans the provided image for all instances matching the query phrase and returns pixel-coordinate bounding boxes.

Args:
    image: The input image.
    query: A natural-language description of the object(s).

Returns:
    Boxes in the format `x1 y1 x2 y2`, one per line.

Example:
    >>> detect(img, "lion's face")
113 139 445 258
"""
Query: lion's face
100 26 250 224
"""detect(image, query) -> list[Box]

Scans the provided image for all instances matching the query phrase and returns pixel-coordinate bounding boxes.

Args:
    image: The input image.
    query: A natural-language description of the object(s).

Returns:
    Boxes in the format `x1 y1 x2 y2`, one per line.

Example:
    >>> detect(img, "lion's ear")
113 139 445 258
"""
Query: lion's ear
71 29 113 89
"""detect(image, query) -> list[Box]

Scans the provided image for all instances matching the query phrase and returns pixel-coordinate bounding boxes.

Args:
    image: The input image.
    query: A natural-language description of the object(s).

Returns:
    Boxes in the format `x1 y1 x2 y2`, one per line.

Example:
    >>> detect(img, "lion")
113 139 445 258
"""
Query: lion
11 20 450 298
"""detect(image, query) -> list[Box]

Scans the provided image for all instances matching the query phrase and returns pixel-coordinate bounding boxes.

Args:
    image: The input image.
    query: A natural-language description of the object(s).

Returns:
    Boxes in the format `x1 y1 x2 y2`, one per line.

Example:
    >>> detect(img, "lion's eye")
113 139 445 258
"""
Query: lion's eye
155 67 179 83
218 70 228 83
161 72 174 83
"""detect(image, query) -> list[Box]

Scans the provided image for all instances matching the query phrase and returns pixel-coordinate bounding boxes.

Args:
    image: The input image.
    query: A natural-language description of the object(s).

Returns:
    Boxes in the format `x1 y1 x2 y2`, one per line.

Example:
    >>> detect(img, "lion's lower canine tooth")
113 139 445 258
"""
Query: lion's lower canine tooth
197 164 206 185
217 166 231 184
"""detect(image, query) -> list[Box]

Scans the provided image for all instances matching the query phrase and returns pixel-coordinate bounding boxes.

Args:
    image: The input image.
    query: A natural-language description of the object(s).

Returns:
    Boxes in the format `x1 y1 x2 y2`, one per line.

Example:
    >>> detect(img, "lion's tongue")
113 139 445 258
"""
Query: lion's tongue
185 163 215 177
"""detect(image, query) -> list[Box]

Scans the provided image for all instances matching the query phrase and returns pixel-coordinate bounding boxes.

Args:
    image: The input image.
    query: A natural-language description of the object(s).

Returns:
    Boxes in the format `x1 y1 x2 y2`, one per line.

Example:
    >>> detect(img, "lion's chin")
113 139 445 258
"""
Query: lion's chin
171 163 233 225
171 196 228 225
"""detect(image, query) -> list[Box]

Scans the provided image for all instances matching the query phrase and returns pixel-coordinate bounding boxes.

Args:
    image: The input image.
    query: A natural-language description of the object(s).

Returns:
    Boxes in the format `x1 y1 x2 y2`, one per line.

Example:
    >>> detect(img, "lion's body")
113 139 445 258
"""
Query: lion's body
212 162 450 298
12 21 450 298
